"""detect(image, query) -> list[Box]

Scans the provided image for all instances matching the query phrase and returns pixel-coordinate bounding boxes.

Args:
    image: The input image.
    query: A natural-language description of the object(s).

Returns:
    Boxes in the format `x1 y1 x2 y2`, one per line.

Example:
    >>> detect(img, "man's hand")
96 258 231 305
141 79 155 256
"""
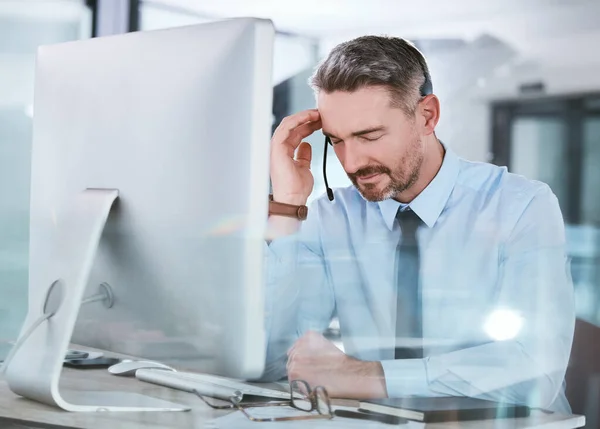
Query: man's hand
270 109 321 206
267 109 321 240
286 331 388 399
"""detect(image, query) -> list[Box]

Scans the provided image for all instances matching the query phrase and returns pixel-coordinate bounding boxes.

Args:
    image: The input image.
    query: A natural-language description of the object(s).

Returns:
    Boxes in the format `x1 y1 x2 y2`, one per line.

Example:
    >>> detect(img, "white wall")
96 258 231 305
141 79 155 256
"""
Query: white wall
272 35 316 86
425 35 515 162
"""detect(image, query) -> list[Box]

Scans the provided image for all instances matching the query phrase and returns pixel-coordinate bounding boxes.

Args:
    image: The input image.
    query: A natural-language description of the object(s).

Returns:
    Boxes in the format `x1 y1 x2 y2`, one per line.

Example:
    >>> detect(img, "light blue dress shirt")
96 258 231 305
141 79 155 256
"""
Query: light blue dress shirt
263 142 575 413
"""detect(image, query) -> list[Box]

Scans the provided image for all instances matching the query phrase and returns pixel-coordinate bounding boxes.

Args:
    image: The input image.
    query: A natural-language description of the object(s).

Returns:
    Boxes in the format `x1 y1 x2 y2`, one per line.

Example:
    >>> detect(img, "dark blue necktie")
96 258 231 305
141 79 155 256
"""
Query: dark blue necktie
394 208 423 359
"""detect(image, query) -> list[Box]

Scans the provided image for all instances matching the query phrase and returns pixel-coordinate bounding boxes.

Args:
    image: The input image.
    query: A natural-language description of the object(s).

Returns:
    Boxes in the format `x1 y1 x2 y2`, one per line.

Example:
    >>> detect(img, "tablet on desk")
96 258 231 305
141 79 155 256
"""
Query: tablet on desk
359 397 530 423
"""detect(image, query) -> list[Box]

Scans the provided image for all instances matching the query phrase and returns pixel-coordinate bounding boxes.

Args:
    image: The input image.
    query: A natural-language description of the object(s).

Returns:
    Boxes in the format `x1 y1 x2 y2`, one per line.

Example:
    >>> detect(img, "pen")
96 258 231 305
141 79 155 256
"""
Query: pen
334 409 406 425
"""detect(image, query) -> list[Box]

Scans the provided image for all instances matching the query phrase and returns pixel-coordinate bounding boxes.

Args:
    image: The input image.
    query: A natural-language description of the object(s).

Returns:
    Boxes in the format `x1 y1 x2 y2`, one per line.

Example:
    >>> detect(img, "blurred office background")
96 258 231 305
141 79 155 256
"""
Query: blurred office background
1 0 600 423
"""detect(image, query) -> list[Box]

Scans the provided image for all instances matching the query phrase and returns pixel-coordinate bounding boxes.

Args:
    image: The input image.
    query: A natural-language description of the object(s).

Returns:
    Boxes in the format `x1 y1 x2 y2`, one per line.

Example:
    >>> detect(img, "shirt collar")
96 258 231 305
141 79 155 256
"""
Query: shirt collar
378 141 460 230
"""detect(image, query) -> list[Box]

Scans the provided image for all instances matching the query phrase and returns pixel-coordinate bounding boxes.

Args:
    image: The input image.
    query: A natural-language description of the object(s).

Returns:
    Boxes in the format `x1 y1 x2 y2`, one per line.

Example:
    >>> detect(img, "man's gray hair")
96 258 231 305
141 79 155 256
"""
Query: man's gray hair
309 35 431 116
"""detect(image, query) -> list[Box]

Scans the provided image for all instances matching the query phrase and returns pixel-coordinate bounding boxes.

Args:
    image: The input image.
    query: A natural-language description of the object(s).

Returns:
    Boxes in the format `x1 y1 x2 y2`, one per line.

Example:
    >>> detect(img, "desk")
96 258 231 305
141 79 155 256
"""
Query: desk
0 366 587 429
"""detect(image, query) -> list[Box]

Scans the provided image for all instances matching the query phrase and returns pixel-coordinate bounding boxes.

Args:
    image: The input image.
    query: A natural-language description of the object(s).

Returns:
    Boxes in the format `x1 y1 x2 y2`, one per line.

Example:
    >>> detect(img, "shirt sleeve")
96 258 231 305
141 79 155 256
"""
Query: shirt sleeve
260 199 336 381
379 185 575 411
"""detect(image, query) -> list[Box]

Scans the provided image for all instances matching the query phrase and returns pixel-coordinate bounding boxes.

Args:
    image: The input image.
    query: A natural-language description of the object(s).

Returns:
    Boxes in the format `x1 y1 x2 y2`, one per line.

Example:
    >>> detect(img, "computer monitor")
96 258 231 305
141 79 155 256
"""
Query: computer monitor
4 18 275 411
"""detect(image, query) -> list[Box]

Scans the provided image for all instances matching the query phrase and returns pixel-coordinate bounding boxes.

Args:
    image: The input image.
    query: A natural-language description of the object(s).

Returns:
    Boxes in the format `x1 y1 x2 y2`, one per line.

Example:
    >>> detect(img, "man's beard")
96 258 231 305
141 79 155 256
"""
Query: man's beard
347 137 423 202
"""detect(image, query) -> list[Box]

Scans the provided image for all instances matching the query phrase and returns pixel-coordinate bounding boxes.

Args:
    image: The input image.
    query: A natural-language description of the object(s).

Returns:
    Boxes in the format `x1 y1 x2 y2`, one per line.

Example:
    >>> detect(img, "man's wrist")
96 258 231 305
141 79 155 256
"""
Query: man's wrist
269 194 308 221
346 357 388 398
271 193 307 206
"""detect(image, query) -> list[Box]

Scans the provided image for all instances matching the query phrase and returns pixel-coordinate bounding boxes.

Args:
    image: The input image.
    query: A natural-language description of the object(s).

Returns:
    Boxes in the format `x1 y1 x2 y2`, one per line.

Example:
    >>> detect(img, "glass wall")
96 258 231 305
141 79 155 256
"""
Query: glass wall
1 0 595 423
582 117 600 225
578 117 600 323
0 0 92 357
492 95 600 327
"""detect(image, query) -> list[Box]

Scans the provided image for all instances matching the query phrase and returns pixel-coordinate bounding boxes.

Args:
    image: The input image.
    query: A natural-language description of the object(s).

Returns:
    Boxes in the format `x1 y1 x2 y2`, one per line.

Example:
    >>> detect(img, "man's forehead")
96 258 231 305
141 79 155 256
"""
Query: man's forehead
318 87 395 117
317 86 393 109
318 96 392 138
316 87 408 139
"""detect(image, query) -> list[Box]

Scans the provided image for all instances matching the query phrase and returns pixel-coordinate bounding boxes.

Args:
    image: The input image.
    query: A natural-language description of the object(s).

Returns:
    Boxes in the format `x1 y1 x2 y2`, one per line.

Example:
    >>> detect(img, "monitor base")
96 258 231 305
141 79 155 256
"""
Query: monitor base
5 189 188 412
58 390 190 412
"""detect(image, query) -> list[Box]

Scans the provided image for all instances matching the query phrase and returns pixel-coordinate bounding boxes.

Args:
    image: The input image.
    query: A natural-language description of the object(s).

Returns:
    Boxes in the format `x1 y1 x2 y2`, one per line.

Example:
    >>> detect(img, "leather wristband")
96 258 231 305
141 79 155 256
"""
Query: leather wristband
268 194 308 220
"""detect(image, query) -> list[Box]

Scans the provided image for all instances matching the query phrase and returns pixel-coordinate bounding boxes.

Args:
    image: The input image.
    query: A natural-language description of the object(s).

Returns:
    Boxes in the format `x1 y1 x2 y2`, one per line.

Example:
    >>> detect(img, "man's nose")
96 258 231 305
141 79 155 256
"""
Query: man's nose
342 143 368 174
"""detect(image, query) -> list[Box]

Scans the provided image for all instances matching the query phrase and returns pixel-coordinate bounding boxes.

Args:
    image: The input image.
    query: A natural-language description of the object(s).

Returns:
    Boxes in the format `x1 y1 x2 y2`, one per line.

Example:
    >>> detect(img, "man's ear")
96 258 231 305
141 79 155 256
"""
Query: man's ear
419 94 440 136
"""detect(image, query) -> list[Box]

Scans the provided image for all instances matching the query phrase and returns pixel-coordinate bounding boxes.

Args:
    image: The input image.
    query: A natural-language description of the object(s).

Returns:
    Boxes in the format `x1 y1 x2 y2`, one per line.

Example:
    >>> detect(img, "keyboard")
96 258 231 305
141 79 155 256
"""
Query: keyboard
135 369 297 401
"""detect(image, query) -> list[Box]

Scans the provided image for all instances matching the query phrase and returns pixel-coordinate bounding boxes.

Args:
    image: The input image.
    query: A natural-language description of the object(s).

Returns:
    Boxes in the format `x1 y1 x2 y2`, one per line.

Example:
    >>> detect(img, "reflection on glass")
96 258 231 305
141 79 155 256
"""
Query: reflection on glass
484 308 524 341
0 0 91 352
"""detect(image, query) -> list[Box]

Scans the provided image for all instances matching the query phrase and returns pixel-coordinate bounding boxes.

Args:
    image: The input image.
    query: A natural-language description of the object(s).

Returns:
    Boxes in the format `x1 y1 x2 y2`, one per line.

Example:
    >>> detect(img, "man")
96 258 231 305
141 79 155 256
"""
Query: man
263 35 575 413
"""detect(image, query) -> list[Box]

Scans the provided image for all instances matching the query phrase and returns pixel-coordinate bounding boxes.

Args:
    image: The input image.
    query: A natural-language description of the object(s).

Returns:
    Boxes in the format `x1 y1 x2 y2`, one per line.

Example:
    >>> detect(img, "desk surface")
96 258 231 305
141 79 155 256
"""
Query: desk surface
0 364 587 429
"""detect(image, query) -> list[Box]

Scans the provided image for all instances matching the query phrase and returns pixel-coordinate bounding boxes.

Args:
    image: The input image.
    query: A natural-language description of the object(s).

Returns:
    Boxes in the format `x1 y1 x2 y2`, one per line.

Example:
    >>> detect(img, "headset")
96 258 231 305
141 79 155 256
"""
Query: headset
322 68 433 201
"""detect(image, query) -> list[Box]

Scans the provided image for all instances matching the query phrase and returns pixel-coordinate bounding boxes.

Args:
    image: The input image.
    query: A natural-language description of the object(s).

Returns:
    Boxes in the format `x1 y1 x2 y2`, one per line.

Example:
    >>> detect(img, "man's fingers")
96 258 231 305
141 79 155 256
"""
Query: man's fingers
291 120 322 141
295 142 312 169
287 340 300 371
275 120 321 155
287 334 310 365
286 348 300 381
287 330 324 364
280 109 320 131
288 344 304 362
272 121 321 161
286 361 302 385
287 343 296 357
287 335 301 356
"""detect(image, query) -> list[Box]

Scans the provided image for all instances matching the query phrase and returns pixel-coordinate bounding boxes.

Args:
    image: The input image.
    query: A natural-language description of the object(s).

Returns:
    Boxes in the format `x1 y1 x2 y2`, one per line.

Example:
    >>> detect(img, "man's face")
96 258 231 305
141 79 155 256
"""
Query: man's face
318 86 424 202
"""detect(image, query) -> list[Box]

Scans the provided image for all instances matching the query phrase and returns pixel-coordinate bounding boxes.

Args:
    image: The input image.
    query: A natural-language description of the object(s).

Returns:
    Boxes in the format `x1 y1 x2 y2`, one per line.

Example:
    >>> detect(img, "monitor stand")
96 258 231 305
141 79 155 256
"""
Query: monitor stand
4 189 190 412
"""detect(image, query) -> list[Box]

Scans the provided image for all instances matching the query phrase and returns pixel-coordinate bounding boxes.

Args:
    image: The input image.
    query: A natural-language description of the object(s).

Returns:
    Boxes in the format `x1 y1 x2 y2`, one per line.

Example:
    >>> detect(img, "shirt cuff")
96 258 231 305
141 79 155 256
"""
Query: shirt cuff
379 358 432 397
266 233 299 264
